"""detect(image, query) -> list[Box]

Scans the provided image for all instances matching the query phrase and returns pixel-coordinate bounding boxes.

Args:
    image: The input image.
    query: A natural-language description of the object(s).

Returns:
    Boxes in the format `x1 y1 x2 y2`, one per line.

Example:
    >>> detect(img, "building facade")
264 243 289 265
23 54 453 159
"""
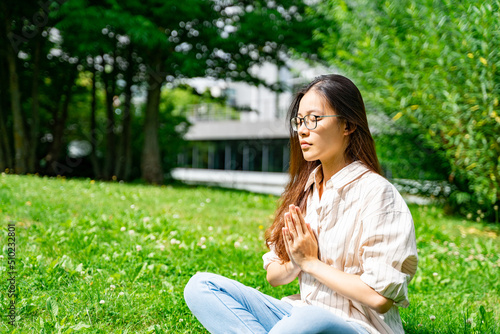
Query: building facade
172 61 329 194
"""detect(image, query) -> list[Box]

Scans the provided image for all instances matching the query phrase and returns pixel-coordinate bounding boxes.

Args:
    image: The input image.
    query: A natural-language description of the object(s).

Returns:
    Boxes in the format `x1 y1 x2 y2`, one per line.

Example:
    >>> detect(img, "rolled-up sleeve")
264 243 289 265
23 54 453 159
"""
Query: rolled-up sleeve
262 243 281 270
359 210 418 307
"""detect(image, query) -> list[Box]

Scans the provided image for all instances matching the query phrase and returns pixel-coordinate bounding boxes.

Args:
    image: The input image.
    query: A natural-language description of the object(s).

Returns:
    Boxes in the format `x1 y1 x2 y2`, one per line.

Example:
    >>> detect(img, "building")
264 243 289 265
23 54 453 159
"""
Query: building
171 60 329 194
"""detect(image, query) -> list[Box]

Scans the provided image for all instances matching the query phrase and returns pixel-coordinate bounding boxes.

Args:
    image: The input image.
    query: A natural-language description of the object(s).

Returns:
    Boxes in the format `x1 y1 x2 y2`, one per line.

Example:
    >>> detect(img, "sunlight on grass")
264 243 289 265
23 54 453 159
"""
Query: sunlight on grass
0 173 498 333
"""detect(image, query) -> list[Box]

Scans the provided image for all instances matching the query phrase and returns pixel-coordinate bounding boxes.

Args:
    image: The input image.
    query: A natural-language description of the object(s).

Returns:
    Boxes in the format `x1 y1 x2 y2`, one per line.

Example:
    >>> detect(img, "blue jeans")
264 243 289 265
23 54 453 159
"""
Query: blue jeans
184 272 370 334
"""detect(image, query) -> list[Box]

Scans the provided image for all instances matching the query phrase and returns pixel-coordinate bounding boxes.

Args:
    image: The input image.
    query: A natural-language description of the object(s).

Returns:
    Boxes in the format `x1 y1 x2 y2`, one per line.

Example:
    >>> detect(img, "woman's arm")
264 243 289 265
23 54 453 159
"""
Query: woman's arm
284 204 394 314
266 261 301 287
301 260 393 314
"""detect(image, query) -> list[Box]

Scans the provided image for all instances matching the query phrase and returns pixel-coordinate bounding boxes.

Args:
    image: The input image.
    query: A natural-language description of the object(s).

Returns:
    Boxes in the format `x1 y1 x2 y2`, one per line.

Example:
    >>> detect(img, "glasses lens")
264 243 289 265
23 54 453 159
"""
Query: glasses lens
304 115 316 130
291 117 298 131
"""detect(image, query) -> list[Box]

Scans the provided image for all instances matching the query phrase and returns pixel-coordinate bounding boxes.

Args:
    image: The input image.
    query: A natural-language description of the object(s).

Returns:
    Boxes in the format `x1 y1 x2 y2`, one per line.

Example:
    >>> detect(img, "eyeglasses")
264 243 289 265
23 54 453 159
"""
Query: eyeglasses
290 114 342 131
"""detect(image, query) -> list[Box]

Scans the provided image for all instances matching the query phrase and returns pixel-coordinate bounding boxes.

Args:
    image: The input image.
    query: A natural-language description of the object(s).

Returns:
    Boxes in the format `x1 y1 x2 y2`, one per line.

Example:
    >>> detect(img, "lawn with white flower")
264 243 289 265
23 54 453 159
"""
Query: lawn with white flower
0 173 499 333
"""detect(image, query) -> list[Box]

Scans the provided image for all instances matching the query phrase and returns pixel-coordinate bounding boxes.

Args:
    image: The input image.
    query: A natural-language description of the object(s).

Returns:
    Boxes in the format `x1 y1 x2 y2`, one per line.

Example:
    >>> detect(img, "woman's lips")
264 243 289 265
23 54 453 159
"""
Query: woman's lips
300 141 311 149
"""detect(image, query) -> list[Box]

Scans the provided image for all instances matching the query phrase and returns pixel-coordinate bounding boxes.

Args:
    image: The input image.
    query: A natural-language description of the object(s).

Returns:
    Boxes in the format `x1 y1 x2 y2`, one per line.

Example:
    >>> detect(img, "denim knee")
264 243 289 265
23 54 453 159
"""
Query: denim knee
184 272 210 307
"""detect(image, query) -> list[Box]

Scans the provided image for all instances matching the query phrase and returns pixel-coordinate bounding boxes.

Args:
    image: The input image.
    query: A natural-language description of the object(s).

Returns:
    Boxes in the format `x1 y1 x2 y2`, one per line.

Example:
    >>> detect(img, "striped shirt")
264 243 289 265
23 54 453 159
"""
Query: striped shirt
263 161 418 334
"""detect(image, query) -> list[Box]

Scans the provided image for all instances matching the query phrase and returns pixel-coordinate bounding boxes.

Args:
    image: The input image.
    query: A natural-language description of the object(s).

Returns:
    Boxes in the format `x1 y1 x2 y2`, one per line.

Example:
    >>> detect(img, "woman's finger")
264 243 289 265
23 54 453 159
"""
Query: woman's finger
289 204 304 235
306 223 317 241
282 228 293 258
282 227 291 241
285 212 298 238
294 206 308 236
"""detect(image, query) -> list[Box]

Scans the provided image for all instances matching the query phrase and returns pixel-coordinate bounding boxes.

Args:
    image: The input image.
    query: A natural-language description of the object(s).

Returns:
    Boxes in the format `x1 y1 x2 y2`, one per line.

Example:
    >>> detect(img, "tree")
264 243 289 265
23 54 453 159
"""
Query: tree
316 0 499 221
55 0 324 184
1 0 325 183
1 2 28 173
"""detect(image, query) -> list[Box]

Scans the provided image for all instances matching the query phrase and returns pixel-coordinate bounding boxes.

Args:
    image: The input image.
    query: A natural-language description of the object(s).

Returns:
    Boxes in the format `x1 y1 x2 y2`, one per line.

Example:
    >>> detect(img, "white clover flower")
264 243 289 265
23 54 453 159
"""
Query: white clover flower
104 256 110 261
130 204 135 209
432 272 438 277
201 245 206 249
209 236 214 241
208 226 213 231
467 318 473 324
170 238 177 245
136 245 142 252
0 255 4 260
128 230 135 235
120 226 126 232
200 202 205 207
430 315 436 321
150 235 156 240
99 300 105 304
159 245 165 251
126 252 132 256
118 292 124 296
173 214 180 219
179 319 184 322
232 273 237 276
234 241 241 248
110 284 116 290
200 237 206 243
143 217 151 223
206 198 211 203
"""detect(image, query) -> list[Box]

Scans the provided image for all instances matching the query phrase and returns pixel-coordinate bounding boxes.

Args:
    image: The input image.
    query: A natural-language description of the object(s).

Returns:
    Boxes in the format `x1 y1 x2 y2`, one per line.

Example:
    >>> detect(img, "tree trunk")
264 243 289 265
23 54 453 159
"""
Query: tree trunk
44 72 74 175
5 17 27 174
89 66 101 179
0 128 4 172
0 55 13 170
28 37 41 173
115 47 133 181
0 97 5 171
103 54 116 179
141 53 164 184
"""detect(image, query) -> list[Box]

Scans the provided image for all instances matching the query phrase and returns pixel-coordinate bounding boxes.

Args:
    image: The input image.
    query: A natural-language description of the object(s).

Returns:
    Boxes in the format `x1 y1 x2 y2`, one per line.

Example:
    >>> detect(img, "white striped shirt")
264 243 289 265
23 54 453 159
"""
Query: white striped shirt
263 161 418 334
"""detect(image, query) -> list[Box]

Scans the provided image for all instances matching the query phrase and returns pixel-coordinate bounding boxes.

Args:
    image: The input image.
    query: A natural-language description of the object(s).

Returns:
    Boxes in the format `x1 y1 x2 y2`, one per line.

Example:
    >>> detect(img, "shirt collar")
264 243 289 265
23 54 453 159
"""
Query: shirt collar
303 160 371 192
304 164 323 192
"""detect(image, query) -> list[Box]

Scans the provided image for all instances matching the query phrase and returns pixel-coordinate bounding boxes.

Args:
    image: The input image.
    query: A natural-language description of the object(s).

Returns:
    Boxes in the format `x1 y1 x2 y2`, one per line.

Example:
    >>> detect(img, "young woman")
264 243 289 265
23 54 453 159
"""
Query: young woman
184 74 418 334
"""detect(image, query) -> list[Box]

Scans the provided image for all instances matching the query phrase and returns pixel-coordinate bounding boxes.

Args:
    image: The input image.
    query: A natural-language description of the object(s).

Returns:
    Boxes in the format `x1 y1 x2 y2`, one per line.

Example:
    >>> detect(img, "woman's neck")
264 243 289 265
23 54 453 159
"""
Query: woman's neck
320 155 353 186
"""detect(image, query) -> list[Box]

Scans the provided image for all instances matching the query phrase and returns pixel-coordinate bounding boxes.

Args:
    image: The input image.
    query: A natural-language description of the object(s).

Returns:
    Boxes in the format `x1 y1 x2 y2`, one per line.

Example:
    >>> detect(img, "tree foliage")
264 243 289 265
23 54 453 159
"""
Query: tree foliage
316 0 500 221
0 0 324 183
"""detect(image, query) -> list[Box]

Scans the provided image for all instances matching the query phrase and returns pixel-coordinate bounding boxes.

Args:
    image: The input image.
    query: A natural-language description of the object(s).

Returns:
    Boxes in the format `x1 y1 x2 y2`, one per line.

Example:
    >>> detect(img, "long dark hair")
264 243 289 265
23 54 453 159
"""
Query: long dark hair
265 74 382 262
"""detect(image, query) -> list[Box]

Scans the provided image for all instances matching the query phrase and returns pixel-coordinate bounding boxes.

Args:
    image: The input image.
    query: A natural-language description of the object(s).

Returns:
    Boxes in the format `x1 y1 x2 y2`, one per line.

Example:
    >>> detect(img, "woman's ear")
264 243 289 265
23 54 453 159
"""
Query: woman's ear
344 121 356 135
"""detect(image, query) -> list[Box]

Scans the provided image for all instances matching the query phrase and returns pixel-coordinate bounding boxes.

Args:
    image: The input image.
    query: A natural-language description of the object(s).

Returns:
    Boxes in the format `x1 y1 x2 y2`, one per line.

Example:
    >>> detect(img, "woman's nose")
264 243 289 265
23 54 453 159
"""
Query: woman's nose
298 121 309 135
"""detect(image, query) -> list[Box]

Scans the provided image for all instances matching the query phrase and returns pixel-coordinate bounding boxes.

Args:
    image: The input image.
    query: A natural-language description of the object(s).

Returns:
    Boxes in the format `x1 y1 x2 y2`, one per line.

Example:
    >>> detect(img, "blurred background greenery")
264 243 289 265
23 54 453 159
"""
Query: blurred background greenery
0 0 498 222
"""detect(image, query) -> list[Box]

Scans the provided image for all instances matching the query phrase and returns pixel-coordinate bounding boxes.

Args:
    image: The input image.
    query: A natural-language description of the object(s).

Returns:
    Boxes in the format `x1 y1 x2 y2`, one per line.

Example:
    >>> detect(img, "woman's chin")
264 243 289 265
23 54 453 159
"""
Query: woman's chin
302 151 317 162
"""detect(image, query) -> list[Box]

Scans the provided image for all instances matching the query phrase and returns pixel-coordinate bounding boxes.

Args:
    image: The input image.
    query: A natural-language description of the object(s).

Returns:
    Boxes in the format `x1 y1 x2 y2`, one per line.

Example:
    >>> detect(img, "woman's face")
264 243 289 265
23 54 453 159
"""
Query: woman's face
296 90 349 164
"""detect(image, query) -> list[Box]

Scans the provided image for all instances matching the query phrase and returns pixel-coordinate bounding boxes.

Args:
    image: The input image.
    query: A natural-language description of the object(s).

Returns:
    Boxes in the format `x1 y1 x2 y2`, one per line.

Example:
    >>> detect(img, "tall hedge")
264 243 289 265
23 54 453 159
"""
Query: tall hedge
316 0 499 222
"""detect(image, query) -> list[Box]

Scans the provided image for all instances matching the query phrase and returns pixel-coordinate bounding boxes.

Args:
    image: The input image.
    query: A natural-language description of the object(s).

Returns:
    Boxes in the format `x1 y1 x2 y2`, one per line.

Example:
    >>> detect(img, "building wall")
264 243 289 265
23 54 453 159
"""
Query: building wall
178 139 290 173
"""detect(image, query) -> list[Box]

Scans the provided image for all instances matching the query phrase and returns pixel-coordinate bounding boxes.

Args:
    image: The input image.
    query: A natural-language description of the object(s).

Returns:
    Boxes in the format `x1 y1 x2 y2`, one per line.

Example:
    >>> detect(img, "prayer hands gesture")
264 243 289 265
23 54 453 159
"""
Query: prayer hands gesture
282 204 319 269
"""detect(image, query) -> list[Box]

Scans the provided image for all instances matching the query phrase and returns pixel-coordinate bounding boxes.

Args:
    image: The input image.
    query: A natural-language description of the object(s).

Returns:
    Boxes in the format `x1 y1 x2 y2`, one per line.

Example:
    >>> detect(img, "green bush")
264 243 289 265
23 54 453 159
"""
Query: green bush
316 0 500 222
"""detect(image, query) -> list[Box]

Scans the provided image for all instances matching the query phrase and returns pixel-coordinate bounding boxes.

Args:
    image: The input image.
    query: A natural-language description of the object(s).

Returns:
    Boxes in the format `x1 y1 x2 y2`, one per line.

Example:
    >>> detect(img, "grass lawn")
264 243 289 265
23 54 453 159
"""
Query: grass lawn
0 173 499 333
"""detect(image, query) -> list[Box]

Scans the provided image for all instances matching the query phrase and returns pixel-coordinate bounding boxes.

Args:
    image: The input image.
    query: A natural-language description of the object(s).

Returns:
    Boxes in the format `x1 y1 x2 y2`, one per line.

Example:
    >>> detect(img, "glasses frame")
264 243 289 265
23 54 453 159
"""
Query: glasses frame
290 114 342 131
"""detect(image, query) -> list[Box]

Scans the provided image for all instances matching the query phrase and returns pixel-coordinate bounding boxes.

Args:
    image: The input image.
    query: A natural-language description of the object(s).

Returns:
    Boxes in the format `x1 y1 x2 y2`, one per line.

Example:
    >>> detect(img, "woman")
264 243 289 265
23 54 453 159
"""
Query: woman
184 74 418 334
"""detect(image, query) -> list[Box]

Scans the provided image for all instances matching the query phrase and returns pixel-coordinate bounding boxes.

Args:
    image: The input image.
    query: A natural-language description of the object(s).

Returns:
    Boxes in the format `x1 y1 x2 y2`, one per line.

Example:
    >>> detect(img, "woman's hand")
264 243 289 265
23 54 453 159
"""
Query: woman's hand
282 204 319 269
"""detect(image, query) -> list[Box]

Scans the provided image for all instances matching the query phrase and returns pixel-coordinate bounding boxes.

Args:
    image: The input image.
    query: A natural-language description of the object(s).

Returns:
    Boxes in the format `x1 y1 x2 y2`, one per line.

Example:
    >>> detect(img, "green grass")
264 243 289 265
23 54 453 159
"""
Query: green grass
0 173 498 333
